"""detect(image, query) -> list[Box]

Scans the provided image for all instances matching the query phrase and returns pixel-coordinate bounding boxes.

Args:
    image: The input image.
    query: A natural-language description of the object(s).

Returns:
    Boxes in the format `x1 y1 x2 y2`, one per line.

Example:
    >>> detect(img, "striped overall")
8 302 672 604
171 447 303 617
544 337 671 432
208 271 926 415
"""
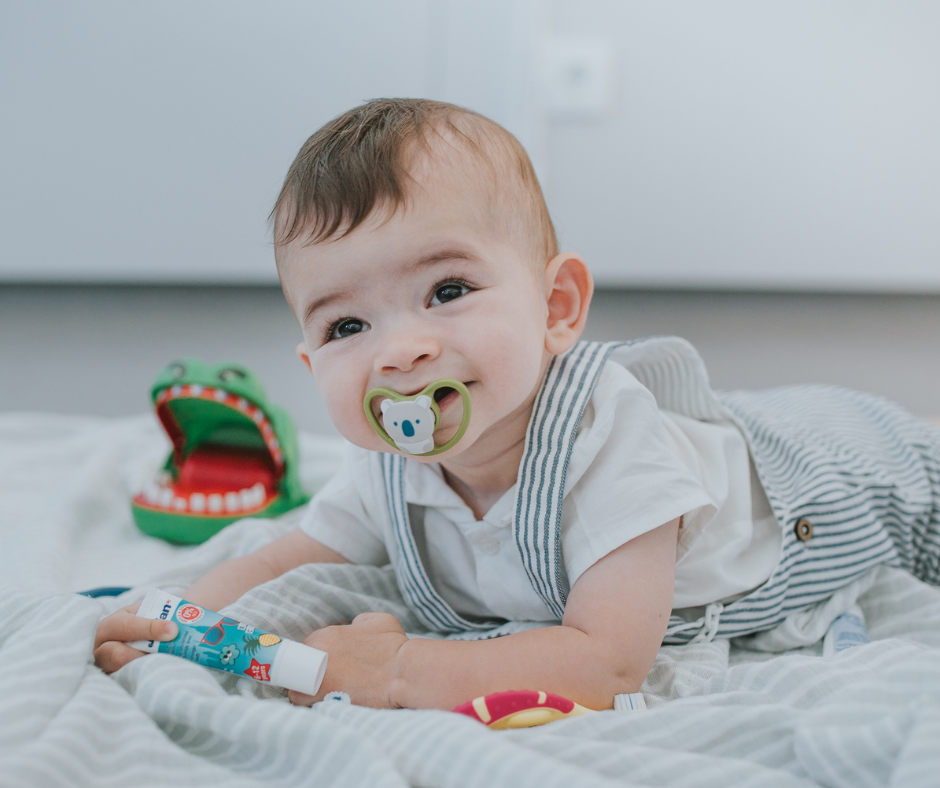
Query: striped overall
382 337 940 644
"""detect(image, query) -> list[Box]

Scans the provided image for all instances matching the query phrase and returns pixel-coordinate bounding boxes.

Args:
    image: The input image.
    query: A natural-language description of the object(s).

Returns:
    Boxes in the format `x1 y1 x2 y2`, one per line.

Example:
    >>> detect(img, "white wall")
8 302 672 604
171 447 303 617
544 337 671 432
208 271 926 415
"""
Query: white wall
0 1 433 283
546 0 940 291
2 1 939 290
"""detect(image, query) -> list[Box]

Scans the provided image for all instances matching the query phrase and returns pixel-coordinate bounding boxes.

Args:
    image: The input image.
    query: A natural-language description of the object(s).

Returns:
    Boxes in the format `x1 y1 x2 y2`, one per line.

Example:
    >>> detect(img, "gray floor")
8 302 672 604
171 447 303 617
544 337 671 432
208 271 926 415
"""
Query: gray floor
1 285 937 435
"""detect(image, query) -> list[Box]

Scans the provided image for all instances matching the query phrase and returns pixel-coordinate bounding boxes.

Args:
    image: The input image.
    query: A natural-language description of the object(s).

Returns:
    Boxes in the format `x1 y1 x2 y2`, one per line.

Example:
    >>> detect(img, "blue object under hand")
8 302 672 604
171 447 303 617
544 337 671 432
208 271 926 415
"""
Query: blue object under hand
77 586 131 598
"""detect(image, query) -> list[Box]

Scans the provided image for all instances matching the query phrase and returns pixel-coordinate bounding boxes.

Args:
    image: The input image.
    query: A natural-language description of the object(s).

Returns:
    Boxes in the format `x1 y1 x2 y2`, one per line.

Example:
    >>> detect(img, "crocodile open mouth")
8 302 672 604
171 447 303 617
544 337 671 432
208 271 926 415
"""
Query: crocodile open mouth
132 383 285 518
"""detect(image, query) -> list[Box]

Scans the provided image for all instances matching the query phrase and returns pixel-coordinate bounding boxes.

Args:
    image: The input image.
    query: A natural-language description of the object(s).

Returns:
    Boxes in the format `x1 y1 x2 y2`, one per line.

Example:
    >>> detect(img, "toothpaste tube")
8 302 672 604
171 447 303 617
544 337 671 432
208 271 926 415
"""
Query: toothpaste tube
822 604 869 656
130 588 327 696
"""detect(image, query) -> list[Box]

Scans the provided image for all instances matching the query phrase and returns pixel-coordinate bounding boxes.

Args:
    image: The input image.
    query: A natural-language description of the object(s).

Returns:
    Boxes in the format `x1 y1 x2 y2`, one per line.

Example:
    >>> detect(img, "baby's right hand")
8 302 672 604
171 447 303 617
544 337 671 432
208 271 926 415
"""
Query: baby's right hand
93 603 178 674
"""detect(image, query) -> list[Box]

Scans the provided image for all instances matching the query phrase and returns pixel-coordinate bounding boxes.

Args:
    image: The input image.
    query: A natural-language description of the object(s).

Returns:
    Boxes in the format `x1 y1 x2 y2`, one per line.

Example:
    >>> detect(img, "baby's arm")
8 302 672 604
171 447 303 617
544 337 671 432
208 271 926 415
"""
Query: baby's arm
294 518 679 711
182 528 348 611
93 528 347 674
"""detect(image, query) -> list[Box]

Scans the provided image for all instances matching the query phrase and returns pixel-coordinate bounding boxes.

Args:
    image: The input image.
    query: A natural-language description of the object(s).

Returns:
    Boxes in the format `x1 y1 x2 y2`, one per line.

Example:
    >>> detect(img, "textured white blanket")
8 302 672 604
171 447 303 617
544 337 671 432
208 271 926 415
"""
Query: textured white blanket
2 413 939 787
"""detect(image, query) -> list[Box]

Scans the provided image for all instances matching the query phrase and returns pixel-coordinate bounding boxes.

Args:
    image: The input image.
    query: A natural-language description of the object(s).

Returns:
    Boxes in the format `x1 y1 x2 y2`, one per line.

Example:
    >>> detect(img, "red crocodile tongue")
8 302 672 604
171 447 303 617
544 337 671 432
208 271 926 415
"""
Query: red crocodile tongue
175 444 277 494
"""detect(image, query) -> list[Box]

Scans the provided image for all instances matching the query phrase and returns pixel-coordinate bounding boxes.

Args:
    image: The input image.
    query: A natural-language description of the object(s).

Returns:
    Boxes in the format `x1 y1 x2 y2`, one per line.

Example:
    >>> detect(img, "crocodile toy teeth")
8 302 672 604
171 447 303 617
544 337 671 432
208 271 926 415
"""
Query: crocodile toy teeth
131 359 308 544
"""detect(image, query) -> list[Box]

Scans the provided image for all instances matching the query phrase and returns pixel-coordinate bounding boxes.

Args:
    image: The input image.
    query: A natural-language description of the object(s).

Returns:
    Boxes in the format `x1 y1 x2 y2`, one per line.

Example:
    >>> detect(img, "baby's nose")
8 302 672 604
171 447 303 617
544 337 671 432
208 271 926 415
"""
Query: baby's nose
375 327 441 374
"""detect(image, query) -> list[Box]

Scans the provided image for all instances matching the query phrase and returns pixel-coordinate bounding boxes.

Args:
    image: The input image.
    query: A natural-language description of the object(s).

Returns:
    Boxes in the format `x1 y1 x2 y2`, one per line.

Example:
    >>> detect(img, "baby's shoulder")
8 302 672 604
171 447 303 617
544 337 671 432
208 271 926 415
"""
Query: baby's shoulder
593 359 659 402
595 337 728 424
587 359 664 428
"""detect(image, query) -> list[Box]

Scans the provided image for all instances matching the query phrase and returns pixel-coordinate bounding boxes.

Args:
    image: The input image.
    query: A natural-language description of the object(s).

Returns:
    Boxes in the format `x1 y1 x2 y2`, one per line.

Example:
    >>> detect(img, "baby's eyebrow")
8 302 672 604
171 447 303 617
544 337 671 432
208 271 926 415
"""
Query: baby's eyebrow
408 247 479 271
302 290 348 327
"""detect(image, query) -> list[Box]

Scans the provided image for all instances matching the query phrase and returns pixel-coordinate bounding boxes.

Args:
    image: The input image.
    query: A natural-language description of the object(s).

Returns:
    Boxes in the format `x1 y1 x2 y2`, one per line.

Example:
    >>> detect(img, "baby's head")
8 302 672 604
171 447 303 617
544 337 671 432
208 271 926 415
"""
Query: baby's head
274 98 592 460
273 98 558 272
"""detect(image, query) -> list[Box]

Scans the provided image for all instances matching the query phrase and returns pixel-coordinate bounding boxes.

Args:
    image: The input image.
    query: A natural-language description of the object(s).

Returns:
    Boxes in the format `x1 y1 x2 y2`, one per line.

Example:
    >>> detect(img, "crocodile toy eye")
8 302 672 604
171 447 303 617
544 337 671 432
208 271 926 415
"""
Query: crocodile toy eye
168 362 186 380
218 368 247 383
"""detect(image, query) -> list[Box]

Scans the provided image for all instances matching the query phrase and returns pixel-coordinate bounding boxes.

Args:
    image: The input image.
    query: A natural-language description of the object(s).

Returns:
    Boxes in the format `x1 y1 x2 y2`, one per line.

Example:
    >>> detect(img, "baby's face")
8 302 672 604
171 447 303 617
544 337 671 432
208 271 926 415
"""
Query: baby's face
278 165 553 460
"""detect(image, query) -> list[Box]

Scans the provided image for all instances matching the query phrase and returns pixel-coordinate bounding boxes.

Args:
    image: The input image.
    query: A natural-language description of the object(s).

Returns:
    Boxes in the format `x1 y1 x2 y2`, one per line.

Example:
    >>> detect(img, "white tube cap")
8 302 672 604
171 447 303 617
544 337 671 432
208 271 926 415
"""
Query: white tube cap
270 640 328 696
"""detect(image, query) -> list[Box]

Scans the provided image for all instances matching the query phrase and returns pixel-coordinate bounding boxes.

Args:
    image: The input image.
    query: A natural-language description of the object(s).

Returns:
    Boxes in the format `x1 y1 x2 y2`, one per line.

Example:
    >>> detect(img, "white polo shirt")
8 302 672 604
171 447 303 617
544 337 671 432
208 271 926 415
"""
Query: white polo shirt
300 362 781 622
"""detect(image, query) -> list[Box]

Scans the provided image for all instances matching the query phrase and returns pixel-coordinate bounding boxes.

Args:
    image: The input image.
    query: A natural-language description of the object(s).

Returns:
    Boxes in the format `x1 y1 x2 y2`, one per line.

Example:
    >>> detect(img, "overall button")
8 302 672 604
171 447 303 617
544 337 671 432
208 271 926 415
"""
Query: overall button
473 535 501 555
794 519 814 542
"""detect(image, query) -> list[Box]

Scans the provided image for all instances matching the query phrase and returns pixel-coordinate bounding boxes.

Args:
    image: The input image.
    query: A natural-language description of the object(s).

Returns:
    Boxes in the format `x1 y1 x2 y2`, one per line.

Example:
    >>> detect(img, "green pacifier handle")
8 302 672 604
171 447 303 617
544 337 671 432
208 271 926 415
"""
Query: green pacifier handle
363 379 471 457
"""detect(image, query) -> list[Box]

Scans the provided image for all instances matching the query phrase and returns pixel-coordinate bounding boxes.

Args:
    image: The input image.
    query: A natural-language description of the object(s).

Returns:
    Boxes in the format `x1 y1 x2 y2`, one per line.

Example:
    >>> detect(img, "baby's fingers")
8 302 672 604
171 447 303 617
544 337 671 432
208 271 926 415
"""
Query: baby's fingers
94 605 176 651
93 604 179 674
94 640 150 674
287 689 318 707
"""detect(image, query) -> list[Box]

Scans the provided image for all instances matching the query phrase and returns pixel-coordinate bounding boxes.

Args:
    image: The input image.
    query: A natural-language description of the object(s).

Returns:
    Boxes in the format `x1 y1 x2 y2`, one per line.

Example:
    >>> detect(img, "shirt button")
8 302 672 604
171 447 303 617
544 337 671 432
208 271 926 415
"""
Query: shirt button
474 535 501 555
794 519 813 542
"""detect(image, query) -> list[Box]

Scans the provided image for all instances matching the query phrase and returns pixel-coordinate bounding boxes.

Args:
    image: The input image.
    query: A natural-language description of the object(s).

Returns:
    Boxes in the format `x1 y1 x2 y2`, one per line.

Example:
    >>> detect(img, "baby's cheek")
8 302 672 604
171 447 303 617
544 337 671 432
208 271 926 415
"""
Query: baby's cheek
325 391 379 448
482 323 545 393
312 366 376 448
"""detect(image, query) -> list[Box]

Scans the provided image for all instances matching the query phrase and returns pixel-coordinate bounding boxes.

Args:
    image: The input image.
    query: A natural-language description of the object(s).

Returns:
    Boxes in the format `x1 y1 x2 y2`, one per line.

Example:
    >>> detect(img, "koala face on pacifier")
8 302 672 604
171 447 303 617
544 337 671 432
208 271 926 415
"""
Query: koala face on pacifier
364 380 471 457
380 396 436 455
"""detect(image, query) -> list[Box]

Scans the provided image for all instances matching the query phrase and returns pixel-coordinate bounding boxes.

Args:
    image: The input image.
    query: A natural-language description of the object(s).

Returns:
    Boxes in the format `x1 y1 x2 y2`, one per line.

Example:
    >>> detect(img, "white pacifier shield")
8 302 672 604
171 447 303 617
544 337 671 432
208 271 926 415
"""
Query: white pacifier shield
380 395 436 454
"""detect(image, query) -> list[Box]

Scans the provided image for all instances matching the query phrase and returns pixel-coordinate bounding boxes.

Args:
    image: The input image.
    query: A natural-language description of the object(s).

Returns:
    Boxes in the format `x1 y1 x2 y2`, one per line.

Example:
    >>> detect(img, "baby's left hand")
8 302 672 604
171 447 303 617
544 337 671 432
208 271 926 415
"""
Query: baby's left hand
288 612 408 709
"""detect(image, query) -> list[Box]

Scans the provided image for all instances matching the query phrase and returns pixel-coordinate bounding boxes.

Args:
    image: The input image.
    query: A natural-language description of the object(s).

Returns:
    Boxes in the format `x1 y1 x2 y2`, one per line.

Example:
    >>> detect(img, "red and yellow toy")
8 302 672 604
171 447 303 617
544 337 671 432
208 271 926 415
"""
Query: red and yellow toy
452 690 593 729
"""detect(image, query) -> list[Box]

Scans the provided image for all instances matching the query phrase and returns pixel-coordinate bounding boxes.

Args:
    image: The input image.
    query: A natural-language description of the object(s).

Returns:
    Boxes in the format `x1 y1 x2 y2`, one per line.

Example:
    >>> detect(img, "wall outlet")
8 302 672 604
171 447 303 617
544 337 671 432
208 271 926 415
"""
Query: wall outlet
538 36 614 120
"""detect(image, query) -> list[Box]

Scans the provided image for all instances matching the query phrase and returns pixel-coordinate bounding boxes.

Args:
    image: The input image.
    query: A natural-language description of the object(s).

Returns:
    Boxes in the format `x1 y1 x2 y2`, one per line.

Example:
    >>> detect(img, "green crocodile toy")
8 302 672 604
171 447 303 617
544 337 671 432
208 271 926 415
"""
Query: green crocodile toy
131 359 309 544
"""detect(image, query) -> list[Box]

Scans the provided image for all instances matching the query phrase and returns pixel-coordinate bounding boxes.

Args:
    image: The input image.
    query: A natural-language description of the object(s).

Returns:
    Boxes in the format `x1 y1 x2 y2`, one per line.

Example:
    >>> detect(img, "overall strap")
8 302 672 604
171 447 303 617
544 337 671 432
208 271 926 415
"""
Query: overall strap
513 341 624 618
382 452 498 633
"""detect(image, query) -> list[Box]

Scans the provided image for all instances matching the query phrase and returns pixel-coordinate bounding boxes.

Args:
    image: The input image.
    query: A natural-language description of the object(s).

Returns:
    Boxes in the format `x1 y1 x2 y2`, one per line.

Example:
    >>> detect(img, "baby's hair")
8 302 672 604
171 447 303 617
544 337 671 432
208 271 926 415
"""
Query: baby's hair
271 98 558 266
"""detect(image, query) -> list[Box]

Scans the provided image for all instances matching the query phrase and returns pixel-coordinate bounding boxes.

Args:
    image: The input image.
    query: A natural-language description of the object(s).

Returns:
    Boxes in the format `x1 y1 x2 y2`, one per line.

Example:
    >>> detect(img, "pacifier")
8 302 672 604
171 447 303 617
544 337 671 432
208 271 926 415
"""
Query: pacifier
363 379 471 456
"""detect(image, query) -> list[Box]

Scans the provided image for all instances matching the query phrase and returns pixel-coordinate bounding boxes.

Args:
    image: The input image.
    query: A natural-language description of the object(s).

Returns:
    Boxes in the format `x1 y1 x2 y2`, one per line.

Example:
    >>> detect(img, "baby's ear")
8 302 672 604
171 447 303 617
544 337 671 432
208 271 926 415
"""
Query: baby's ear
543 252 594 355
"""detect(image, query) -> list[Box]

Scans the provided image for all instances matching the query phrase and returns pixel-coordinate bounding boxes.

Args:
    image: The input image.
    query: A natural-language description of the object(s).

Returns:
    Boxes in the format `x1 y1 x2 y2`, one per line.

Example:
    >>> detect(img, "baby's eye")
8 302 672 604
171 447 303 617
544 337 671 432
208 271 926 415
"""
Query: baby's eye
328 318 369 341
430 280 471 306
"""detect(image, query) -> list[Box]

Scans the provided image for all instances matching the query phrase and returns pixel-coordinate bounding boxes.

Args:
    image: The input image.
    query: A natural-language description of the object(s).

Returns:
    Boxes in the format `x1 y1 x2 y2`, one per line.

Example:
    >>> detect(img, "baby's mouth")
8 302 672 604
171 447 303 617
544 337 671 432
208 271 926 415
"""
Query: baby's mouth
434 383 473 414
434 385 456 405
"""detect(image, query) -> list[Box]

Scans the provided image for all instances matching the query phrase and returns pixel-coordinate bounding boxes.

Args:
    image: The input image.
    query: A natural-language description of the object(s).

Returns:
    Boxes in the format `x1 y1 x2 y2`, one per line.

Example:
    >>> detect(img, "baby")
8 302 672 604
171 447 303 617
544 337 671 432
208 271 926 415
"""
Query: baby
95 99 940 711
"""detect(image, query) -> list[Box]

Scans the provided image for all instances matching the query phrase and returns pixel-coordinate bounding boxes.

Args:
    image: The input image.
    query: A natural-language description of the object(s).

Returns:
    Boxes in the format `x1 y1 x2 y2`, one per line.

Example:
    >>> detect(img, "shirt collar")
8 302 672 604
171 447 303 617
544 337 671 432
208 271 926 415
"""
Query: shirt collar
403 459 516 527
